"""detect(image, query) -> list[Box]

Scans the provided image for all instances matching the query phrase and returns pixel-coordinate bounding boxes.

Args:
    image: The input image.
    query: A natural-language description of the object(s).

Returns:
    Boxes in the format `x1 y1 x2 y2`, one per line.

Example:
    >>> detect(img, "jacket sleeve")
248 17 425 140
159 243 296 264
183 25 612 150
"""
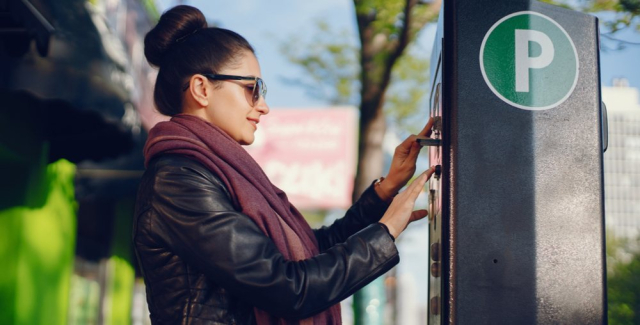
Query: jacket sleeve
313 184 391 252
150 162 399 320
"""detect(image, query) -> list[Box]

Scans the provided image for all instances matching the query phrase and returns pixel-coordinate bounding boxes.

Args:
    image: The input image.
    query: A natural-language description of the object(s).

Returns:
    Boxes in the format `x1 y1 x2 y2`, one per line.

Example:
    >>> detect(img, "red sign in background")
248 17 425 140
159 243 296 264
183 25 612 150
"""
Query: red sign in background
245 108 358 210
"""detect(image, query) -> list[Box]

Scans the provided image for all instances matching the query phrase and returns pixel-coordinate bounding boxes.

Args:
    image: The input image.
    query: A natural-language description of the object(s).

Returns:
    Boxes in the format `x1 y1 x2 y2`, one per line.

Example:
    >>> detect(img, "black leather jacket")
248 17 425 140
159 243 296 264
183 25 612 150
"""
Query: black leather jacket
133 154 399 324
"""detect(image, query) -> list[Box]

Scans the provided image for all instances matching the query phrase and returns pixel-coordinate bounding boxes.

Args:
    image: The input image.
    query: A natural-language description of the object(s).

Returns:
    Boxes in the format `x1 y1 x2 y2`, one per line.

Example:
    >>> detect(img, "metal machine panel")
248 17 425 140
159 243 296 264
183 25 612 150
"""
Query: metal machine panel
427 1 606 324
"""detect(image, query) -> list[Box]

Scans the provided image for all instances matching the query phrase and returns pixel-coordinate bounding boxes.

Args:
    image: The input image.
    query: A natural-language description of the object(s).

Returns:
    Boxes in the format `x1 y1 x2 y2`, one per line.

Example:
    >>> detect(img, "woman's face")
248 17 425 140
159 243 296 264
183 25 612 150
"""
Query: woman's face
204 51 269 145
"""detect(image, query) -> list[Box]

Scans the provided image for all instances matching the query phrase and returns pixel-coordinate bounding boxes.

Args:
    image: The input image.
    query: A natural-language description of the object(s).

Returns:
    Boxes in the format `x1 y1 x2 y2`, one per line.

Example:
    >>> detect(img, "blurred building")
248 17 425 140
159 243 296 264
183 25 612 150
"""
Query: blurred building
602 81 640 239
0 0 159 324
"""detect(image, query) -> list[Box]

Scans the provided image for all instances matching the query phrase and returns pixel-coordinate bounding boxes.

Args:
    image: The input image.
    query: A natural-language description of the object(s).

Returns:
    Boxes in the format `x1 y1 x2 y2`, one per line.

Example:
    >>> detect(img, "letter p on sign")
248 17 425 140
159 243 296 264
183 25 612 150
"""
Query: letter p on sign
515 29 554 93
480 11 579 110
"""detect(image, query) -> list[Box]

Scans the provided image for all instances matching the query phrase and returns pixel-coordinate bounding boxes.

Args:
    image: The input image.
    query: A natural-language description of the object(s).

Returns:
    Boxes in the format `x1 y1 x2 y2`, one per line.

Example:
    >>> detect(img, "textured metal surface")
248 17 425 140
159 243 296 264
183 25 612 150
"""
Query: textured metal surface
428 0 607 324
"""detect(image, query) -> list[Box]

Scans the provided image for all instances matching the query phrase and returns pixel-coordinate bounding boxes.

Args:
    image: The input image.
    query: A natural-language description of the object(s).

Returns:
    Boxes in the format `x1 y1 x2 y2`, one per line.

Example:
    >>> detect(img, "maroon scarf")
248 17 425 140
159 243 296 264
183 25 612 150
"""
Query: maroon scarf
144 114 341 325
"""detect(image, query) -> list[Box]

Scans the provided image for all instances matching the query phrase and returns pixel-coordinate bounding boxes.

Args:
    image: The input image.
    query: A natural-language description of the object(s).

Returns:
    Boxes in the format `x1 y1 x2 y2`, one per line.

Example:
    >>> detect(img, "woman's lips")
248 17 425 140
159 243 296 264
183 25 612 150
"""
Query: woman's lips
247 118 259 129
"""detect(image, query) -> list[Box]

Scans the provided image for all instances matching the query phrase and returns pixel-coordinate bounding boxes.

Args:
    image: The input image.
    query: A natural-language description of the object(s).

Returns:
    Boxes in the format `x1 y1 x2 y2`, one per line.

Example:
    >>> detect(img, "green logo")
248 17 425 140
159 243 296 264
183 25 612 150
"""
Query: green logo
480 11 579 110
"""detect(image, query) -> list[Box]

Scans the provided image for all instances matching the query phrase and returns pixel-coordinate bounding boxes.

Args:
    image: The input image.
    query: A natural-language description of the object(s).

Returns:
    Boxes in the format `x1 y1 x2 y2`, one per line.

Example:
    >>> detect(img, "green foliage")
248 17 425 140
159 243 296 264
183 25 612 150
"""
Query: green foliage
355 0 408 38
354 0 439 85
140 0 160 22
300 209 329 228
384 42 430 135
538 0 574 9
354 0 437 40
279 20 430 132
546 0 640 36
279 20 360 106
606 232 640 324
282 0 440 207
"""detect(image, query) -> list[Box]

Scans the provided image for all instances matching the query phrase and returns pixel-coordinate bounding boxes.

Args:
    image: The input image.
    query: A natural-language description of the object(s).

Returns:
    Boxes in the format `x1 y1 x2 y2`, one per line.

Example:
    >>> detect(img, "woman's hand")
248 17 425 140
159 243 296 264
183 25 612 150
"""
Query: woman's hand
378 118 435 200
379 167 435 239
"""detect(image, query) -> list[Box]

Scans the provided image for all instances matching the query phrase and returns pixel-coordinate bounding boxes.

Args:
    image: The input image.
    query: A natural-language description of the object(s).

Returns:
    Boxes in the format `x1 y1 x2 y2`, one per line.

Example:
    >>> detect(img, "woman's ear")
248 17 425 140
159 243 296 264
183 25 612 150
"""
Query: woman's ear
188 74 210 107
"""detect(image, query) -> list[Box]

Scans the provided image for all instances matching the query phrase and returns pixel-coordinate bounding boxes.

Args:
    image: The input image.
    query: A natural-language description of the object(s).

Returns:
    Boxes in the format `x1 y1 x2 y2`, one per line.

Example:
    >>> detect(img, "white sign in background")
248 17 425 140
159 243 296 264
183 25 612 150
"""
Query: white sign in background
246 108 358 210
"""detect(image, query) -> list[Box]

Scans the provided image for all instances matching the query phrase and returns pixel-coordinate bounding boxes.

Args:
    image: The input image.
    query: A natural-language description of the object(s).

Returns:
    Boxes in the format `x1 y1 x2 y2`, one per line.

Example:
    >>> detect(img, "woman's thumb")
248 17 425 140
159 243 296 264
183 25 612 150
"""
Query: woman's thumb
410 209 429 222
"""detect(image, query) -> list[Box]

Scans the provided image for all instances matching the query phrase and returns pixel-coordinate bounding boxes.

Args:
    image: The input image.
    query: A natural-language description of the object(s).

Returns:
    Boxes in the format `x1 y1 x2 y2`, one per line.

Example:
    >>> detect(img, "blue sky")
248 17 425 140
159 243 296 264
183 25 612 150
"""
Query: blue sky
157 0 640 108
599 25 640 88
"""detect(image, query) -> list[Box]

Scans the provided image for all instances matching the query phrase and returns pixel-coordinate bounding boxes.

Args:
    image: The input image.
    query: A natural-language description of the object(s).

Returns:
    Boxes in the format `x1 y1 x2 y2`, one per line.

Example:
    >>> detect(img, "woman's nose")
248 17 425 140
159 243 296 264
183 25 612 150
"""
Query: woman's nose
256 97 269 115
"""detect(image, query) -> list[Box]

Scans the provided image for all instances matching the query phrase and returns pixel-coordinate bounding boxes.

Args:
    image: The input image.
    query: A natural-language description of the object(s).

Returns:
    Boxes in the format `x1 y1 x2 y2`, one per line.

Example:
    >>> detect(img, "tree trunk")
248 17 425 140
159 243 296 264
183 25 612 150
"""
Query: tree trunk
351 0 441 201
351 2 440 324
353 100 386 200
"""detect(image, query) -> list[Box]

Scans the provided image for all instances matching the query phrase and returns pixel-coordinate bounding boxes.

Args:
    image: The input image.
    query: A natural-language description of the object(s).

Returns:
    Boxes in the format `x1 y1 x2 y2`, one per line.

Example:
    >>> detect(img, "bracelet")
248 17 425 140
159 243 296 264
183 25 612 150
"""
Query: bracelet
374 177 392 203
374 176 397 201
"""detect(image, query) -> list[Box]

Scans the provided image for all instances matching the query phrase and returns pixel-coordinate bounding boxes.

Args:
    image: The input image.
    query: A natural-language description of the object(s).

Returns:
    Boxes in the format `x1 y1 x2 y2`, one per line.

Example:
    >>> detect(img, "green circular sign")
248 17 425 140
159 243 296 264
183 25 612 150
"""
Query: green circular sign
480 11 579 110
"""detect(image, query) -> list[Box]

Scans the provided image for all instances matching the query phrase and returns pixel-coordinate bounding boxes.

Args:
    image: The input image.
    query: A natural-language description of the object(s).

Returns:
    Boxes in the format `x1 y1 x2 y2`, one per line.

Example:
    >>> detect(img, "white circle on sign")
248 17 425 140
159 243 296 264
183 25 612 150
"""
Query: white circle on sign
479 11 579 110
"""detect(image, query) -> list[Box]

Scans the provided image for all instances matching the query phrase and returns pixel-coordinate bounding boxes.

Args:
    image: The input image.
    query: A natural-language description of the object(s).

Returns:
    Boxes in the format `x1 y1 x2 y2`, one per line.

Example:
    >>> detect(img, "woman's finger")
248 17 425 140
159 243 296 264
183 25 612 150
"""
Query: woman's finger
410 209 429 222
412 168 435 192
406 169 432 200
395 134 418 157
418 117 435 137
406 139 421 162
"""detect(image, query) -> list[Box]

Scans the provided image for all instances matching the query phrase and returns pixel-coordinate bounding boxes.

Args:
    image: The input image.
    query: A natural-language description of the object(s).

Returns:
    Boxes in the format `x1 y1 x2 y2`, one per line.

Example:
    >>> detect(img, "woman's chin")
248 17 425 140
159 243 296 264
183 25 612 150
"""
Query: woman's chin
239 137 255 146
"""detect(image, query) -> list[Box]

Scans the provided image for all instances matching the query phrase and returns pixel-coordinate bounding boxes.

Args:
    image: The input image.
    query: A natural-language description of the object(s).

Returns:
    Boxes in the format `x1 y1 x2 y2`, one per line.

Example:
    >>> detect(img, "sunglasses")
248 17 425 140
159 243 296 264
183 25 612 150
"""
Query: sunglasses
182 74 267 106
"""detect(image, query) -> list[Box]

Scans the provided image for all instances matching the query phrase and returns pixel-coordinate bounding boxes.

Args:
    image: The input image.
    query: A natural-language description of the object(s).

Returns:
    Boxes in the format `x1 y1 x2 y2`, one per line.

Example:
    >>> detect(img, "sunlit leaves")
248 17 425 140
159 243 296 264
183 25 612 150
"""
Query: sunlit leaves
279 18 431 133
606 232 640 324
544 0 640 37
279 20 360 105
384 44 430 135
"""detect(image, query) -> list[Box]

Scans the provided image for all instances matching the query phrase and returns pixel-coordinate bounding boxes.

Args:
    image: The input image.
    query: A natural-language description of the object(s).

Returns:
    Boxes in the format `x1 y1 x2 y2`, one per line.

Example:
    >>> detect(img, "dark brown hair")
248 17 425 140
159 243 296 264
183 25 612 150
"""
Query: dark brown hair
144 5 255 116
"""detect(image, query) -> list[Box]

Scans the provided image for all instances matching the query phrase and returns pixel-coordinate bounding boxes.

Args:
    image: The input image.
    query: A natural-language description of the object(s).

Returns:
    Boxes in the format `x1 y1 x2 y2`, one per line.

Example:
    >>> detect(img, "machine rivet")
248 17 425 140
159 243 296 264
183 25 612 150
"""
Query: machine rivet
430 296 441 315
430 243 440 261
430 262 441 278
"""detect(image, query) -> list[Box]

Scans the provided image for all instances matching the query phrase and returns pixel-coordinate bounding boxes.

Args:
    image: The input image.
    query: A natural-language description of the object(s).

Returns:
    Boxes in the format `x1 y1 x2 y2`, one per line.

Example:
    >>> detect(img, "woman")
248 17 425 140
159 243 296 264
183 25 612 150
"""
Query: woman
134 5 435 325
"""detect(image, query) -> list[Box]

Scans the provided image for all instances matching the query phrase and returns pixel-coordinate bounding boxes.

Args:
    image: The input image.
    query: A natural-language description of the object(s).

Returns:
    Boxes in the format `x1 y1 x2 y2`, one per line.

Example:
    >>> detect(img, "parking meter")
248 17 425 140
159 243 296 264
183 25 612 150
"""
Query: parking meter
423 1 607 324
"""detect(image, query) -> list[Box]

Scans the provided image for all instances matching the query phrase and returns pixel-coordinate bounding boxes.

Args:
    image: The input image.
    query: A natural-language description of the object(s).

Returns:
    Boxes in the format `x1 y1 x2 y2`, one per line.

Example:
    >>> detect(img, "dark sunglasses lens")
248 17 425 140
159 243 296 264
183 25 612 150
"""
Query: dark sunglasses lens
252 79 262 105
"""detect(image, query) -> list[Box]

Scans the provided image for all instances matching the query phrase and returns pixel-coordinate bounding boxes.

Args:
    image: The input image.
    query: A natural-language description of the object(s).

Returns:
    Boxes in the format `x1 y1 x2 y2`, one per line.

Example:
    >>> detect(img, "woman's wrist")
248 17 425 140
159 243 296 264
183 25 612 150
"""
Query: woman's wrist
378 222 396 242
374 177 396 203
381 177 400 197
379 220 400 239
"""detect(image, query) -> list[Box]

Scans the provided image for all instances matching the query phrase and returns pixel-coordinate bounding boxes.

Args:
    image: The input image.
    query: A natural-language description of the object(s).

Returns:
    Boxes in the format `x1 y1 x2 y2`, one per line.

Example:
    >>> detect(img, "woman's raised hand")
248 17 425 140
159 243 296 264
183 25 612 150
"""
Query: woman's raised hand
377 118 435 201
379 167 435 239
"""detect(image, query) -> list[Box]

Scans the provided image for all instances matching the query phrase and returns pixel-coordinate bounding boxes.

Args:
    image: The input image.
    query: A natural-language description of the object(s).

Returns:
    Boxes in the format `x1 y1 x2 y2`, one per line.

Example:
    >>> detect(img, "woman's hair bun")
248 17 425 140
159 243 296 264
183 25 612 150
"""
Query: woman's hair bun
144 5 208 67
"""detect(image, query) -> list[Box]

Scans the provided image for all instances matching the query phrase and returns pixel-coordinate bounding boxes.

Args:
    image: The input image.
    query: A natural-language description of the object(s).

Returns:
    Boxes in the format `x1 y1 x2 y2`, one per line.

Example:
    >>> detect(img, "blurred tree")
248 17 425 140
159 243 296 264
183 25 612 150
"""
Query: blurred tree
280 21 430 134
280 20 361 106
583 0 640 33
606 232 640 324
280 2 440 324
351 0 439 202
541 0 640 49
281 0 440 201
